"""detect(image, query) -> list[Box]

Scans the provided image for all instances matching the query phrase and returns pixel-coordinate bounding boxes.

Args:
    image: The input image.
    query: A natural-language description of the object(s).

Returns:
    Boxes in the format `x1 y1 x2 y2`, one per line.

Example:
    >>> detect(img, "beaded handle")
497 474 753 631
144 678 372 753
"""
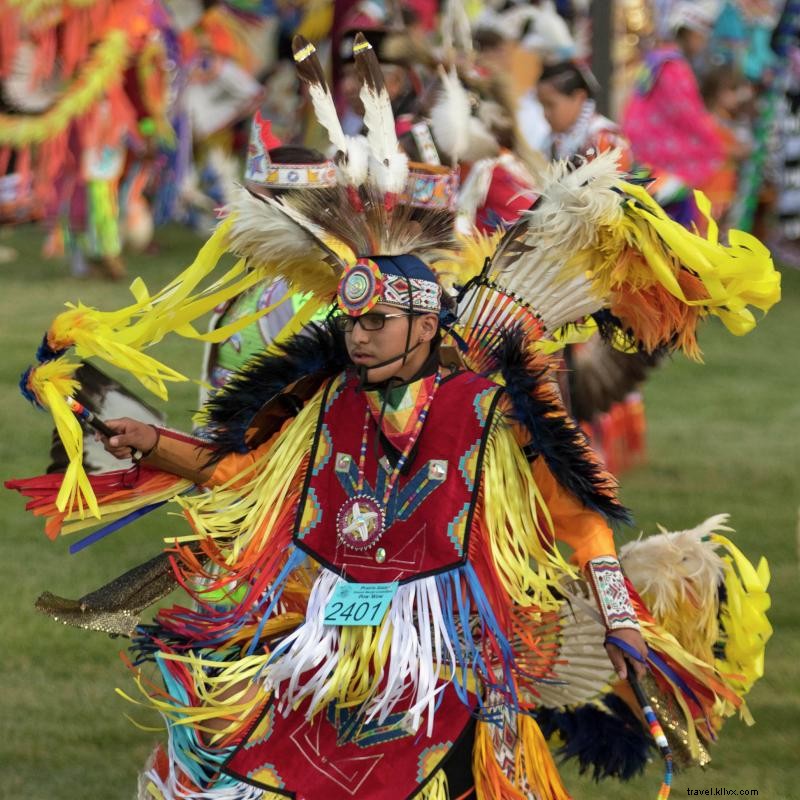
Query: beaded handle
606 635 673 800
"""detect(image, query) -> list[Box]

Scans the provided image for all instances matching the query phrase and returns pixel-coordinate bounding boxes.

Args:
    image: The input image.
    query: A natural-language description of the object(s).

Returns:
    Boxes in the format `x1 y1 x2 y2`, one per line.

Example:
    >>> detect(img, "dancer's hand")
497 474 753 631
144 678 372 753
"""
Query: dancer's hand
605 627 648 680
97 418 158 459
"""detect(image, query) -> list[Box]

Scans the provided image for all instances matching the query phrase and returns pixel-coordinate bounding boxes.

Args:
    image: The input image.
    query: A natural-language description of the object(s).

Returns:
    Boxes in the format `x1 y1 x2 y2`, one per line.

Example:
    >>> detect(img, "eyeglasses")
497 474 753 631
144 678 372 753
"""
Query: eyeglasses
333 311 413 332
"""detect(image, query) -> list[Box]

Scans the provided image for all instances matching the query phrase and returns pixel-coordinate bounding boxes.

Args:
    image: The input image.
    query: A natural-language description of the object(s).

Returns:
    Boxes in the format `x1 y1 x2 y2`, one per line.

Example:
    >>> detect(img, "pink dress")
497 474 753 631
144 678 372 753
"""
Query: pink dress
622 46 723 189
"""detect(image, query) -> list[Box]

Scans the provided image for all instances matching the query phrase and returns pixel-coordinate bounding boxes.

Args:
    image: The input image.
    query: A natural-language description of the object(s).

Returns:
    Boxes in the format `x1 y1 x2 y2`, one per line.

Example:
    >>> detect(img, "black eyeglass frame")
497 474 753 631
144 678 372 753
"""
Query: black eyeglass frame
332 311 418 333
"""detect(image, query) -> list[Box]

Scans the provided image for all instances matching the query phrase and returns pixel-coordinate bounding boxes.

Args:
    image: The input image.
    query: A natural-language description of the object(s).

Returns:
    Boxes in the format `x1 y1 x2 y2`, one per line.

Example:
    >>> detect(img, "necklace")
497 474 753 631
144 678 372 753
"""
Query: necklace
552 99 596 160
336 369 442 551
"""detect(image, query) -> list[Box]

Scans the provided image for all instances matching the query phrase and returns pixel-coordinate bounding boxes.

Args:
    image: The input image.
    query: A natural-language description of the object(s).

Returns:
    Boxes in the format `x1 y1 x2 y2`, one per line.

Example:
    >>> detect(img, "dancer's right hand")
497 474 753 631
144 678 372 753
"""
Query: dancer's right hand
98 418 158 459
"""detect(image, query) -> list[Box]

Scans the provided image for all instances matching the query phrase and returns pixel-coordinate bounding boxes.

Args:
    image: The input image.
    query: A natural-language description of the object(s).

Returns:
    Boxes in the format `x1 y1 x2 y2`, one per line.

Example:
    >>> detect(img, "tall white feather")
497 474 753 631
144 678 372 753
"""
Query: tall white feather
293 35 367 187
306 82 348 155
359 85 409 194
354 33 409 194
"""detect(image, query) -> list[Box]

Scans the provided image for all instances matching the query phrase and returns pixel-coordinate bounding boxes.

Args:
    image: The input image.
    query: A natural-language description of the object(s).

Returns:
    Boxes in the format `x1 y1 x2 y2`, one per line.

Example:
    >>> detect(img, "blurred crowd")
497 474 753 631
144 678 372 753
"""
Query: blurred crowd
0 0 797 278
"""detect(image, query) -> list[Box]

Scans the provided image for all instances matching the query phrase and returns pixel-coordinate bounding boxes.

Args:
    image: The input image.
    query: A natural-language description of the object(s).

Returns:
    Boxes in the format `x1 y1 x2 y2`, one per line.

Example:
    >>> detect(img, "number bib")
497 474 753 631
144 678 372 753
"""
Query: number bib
324 580 398 626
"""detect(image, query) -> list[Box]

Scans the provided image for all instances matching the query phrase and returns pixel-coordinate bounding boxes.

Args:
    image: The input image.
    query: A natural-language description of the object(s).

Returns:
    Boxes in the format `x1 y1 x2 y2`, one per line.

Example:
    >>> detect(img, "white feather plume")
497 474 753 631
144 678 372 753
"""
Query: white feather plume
293 35 365 187
619 514 732 623
343 134 370 186
307 82 349 155
441 0 474 61
521 1 576 60
430 68 473 164
358 79 408 193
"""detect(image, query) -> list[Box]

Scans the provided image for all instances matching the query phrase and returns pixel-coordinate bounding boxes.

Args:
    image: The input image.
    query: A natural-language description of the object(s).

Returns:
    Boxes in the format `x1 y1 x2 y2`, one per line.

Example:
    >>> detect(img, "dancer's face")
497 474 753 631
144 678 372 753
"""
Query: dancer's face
342 303 438 383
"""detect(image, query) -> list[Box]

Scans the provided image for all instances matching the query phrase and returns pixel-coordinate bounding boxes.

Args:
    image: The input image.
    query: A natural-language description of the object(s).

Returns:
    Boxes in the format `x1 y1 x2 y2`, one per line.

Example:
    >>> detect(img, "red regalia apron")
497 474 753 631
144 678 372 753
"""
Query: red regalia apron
223 370 505 798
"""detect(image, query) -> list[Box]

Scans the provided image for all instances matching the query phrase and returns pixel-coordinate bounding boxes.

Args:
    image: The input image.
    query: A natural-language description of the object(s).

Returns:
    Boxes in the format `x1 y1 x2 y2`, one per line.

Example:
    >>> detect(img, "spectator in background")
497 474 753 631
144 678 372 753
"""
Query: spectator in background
701 64 753 222
622 1 724 195
538 61 633 169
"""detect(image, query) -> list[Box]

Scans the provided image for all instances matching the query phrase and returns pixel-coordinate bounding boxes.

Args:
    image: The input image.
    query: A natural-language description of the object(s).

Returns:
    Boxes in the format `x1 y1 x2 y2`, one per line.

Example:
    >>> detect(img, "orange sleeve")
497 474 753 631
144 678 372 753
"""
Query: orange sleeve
532 456 617 568
205 426 285 487
141 423 287 488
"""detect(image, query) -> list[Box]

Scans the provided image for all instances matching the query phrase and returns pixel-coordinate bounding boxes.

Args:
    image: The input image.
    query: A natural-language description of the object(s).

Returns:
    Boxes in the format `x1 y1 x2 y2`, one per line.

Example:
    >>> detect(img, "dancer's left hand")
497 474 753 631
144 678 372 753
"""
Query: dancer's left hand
605 627 648 681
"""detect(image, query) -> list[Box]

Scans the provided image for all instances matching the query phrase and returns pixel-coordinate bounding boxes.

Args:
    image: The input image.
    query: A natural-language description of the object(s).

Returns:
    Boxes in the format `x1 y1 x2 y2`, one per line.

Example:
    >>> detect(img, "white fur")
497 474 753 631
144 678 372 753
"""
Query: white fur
619 514 732 619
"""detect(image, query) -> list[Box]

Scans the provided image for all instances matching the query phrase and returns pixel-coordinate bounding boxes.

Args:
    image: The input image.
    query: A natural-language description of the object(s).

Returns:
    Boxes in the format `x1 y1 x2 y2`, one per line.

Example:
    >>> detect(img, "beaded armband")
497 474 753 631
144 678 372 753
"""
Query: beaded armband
586 555 640 632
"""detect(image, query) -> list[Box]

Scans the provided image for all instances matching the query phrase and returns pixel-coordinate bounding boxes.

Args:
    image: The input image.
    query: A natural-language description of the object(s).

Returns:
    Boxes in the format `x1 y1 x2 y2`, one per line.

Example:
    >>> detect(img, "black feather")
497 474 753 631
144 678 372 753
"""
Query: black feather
494 327 632 526
535 693 654 781
353 32 386 97
292 35 328 89
201 322 349 459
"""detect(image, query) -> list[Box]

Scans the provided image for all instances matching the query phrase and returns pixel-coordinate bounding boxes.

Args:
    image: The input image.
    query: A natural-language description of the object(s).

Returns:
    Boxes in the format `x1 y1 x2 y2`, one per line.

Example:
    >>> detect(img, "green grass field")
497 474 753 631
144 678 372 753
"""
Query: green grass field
1 225 797 799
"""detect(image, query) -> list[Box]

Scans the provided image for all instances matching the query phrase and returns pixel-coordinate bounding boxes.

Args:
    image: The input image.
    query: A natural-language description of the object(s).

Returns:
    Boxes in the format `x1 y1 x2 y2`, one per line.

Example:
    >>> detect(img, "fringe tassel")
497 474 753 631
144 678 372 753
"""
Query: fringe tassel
266 561 547 733
126 646 270 799
148 393 321 652
420 769 450 800
473 714 572 800
517 713 572 800
470 419 577 610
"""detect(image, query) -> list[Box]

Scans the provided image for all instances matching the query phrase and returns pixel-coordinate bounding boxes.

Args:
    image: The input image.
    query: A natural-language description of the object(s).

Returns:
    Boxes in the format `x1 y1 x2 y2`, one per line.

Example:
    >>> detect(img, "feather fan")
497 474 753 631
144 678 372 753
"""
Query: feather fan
223 187 345 298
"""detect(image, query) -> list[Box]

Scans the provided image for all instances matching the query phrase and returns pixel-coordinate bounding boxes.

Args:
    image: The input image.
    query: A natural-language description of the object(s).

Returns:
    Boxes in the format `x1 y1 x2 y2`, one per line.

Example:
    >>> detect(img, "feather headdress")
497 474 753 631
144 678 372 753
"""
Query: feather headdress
220 33 459 291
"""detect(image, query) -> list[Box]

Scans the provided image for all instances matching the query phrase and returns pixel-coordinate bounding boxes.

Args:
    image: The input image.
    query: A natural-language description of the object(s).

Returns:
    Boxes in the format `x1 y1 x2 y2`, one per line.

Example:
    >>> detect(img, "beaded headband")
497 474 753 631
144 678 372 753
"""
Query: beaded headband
244 111 337 189
337 257 442 316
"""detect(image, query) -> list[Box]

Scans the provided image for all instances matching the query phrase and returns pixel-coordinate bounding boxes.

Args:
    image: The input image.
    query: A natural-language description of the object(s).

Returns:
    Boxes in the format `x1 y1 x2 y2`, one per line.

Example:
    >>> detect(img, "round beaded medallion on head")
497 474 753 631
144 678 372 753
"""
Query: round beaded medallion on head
338 257 385 316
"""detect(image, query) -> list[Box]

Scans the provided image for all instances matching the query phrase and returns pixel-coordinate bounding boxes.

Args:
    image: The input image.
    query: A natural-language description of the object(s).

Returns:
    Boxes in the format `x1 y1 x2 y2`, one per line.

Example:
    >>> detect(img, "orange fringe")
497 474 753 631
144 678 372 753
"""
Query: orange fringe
611 263 710 360
473 715 572 800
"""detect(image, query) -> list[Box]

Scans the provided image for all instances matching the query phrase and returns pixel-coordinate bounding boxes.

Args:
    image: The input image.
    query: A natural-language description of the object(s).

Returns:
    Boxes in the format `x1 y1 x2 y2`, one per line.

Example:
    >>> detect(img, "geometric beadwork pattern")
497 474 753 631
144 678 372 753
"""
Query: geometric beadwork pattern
296 487 322 540
458 441 481 493
588 555 640 630
416 742 453 781
313 424 333 476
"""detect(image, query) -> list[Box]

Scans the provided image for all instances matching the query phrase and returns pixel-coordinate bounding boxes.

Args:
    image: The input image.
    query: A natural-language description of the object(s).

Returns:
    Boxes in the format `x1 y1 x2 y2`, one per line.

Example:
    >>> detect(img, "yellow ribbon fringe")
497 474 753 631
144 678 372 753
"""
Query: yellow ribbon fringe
570 182 781 338
712 534 772 697
480 420 578 609
473 715 571 800
32 215 329 516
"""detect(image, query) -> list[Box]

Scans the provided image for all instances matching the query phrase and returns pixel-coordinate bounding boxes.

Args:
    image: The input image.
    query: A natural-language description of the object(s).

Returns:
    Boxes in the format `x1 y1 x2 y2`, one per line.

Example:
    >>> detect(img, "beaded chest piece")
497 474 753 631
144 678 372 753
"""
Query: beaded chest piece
293 371 503 583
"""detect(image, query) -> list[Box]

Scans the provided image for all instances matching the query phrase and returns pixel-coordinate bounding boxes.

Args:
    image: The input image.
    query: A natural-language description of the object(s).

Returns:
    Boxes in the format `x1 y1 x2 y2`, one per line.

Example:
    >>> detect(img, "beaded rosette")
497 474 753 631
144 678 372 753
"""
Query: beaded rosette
336 494 385 550
337 258 384 315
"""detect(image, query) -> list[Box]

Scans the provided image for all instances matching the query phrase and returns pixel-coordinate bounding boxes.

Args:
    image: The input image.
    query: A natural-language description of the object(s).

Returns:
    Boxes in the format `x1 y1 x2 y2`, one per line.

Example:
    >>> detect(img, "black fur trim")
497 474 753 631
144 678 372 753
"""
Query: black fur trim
535 694 653 781
201 322 349 458
494 328 632 526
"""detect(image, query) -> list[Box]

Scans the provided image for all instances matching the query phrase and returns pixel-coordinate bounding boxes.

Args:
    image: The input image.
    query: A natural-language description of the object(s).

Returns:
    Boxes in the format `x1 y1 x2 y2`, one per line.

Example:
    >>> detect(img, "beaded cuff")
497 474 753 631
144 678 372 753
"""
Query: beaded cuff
587 555 640 631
